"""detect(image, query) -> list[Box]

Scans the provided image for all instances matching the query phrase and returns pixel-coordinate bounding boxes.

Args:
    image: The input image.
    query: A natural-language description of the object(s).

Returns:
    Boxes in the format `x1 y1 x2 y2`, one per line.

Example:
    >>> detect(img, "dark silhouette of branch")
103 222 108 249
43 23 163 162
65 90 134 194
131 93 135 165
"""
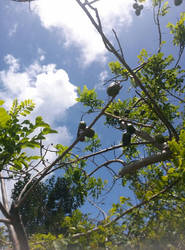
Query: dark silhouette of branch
105 112 153 128
153 0 162 53
166 89 185 103
88 159 126 177
175 46 185 67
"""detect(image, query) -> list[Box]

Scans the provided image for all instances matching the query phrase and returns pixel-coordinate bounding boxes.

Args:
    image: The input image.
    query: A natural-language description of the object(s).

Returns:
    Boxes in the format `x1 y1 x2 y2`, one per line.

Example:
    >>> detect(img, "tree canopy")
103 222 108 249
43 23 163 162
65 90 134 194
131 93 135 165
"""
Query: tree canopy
0 0 184 249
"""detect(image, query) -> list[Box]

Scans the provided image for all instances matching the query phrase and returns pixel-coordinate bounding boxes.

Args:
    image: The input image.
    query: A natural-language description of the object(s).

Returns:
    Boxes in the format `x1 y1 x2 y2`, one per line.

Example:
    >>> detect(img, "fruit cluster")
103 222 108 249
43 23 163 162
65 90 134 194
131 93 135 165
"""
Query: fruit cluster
174 0 183 5
133 2 143 16
77 121 95 142
122 123 136 146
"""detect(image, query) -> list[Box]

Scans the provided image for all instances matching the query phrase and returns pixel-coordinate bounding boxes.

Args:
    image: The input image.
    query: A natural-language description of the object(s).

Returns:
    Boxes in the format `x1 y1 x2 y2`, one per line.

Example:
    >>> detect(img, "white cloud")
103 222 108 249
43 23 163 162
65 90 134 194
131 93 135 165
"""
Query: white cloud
32 0 133 64
8 23 18 37
0 54 77 145
94 70 108 90
37 48 46 61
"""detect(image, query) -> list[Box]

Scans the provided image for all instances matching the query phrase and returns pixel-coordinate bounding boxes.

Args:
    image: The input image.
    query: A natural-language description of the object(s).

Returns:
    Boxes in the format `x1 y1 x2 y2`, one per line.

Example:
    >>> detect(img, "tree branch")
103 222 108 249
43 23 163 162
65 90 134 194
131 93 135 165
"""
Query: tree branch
16 96 116 209
88 159 126 177
118 150 171 177
75 0 179 141
72 179 178 239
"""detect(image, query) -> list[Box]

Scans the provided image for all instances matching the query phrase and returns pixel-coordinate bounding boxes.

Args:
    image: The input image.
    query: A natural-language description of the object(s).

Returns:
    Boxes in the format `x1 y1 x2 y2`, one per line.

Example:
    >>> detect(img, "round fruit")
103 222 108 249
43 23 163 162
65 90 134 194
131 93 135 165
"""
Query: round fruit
133 3 138 9
126 123 136 135
174 0 183 5
107 82 121 97
122 132 131 146
85 128 95 138
139 4 144 9
135 9 141 16
79 135 85 142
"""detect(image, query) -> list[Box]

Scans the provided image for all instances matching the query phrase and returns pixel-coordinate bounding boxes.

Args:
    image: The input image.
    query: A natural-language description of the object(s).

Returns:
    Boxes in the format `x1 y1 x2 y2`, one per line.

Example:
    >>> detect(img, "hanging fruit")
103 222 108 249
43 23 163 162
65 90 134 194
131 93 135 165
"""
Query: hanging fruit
122 132 131 146
84 128 95 138
126 123 136 135
154 134 165 144
174 0 183 5
77 121 87 141
107 82 122 97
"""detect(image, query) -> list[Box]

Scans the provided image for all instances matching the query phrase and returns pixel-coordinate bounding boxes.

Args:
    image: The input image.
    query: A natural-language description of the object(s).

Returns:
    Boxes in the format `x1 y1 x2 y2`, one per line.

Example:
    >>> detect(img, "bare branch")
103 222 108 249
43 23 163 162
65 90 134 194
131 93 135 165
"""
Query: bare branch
87 197 107 220
16 96 116 209
0 218 11 224
75 0 178 141
175 46 185 67
88 159 126 177
166 89 185 103
0 201 10 219
72 179 178 239
153 0 162 53
0 173 10 212
105 112 154 128
112 29 124 59
118 150 171 177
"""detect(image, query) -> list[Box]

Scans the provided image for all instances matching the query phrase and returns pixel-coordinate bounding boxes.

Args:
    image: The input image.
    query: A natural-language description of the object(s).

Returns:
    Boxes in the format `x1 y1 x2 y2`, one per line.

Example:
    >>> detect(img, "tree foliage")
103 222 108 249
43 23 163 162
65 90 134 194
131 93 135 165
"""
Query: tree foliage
0 0 185 250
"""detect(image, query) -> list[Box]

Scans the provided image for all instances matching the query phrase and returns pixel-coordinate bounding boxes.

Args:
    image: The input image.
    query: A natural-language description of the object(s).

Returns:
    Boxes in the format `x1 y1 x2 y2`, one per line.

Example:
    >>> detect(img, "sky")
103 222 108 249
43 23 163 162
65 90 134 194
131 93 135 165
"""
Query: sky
0 0 184 217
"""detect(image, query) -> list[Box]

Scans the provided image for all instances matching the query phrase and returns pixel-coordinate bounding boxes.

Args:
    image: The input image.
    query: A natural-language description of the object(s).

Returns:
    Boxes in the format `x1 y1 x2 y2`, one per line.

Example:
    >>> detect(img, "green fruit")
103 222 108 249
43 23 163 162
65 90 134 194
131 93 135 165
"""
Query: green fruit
135 9 141 16
122 132 131 146
126 123 136 135
107 82 121 97
174 0 183 5
133 3 138 9
85 128 95 138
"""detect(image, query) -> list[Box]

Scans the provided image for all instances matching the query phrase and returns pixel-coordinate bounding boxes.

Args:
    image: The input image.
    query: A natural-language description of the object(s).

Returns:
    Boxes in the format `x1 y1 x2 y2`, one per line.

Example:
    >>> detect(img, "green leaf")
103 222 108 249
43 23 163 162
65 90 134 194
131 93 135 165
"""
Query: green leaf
0 107 10 127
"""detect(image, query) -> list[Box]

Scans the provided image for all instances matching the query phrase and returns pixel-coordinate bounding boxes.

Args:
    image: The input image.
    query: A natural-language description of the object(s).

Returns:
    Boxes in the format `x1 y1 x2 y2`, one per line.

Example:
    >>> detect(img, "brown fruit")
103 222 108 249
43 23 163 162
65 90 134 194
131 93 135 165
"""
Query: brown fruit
133 3 138 9
126 123 136 135
77 121 87 141
174 0 183 5
107 82 122 97
85 128 95 138
122 132 131 146
135 9 141 16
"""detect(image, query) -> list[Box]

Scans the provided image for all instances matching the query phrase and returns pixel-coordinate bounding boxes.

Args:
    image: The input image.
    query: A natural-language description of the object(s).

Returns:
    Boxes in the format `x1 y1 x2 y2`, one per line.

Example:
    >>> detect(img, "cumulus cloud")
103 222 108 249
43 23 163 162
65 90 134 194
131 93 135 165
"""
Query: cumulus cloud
0 54 77 145
32 0 133 64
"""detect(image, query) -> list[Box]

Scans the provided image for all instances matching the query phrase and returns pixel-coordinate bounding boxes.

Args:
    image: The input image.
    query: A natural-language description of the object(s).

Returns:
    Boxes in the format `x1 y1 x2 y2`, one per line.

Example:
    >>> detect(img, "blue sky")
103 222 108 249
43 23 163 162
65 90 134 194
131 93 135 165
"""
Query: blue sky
0 0 184 218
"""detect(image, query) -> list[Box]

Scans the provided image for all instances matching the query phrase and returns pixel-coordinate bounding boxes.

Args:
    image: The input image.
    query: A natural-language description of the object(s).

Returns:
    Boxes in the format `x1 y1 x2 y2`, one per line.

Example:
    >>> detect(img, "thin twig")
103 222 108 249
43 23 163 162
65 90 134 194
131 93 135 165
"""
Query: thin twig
16 96 116 209
72 179 179 238
75 0 178 141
